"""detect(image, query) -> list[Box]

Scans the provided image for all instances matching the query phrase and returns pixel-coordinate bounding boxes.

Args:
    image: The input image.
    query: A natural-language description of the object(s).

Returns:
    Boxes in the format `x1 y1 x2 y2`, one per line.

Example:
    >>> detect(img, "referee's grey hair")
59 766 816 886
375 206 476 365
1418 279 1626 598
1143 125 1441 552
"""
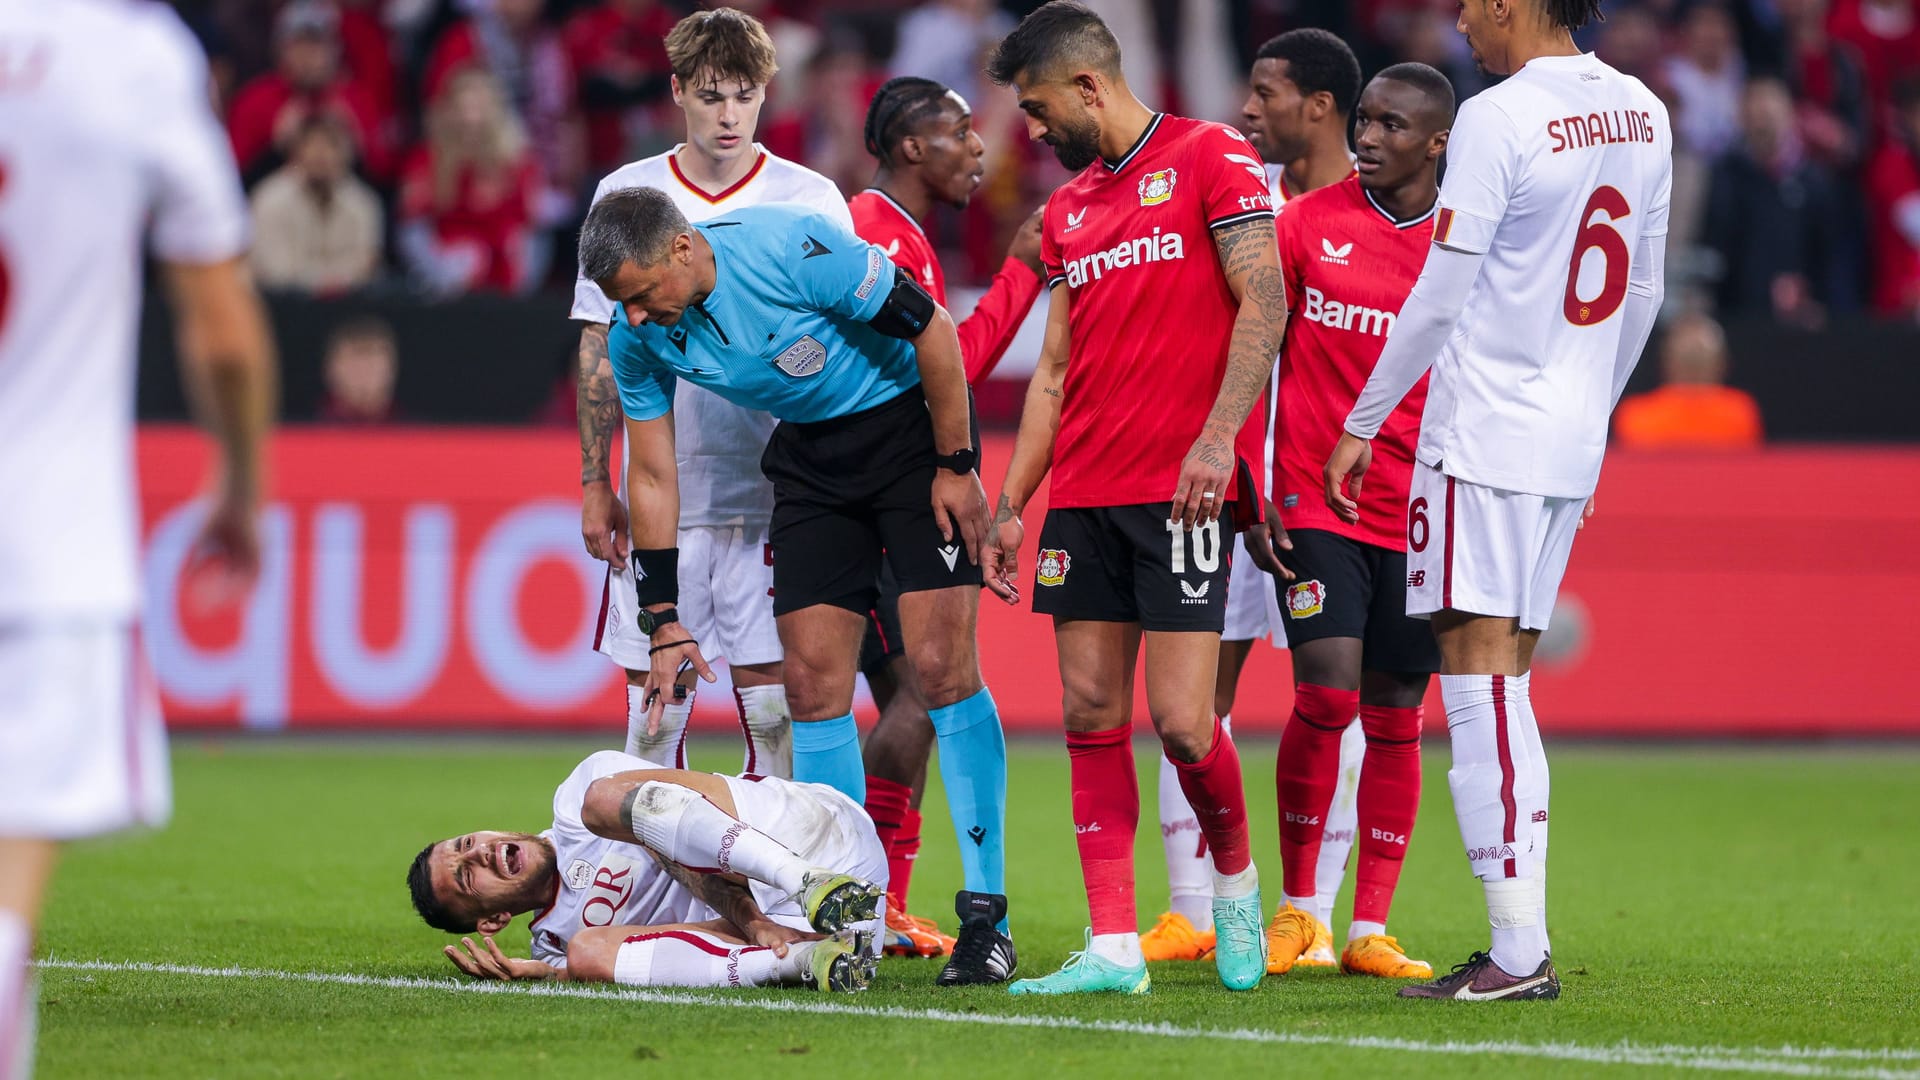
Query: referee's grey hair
578 188 691 285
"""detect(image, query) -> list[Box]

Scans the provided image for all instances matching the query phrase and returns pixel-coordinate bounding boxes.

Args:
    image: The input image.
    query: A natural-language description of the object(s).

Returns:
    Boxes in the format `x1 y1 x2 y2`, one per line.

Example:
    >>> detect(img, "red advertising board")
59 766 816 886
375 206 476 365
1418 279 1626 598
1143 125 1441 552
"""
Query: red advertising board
139 428 1920 736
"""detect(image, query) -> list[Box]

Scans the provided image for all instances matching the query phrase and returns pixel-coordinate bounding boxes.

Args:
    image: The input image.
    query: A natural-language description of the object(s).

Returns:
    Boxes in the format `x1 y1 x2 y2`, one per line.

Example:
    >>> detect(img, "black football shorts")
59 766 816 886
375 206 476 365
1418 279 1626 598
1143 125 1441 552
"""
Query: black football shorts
762 385 983 618
1031 502 1236 633
1275 527 1440 674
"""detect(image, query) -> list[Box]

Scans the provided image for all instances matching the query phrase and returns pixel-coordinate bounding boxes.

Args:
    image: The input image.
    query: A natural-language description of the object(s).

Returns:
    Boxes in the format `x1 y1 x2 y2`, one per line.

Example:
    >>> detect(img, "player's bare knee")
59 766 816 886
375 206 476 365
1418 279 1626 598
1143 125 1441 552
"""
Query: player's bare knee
580 778 634 836
1154 715 1216 763
566 934 618 983
906 648 978 709
1060 674 1126 731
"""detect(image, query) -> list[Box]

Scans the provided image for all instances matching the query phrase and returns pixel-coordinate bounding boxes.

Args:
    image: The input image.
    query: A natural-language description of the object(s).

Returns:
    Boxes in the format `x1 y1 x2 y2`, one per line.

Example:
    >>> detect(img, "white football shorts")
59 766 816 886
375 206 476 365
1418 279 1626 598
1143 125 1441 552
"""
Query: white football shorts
1405 460 1585 631
0 620 171 838
1222 533 1283 644
596 523 784 672
724 772 887 960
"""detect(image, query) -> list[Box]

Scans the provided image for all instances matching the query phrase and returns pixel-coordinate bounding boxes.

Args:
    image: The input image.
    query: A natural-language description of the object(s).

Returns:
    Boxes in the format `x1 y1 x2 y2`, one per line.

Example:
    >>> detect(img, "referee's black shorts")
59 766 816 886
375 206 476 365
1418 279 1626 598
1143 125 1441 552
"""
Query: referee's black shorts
762 385 982 618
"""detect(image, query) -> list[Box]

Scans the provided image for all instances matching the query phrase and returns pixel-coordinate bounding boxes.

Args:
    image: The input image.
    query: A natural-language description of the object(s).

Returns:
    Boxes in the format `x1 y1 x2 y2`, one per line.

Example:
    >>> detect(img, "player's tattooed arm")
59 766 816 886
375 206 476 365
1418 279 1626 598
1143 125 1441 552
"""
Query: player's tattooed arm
643 849 814 953
986 284 1072 603
1168 218 1287 528
577 322 619 485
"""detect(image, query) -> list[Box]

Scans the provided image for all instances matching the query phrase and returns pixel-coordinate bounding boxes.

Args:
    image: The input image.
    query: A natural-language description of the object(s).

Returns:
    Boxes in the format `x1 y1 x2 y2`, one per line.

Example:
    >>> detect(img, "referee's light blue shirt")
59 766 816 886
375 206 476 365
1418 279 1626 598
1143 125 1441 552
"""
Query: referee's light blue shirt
607 203 923 425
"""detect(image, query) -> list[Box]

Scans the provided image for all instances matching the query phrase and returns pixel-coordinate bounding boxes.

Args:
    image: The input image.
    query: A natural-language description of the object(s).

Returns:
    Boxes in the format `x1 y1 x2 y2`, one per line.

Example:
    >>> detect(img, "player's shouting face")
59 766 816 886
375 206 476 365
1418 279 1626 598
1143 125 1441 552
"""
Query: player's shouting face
1352 78 1451 193
421 830 557 932
1010 75 1104 171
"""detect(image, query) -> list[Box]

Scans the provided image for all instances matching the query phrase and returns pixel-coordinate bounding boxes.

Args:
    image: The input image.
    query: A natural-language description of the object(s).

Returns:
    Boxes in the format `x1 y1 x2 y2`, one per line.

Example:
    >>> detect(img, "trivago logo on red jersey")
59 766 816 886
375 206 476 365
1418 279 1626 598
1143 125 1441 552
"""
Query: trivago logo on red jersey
1063 227 1187 288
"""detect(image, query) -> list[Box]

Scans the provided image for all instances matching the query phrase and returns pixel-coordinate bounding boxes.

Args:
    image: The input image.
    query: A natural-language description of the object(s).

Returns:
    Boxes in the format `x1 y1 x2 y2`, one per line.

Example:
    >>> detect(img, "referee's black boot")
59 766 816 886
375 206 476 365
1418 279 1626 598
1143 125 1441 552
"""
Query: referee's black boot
936 891 1017 986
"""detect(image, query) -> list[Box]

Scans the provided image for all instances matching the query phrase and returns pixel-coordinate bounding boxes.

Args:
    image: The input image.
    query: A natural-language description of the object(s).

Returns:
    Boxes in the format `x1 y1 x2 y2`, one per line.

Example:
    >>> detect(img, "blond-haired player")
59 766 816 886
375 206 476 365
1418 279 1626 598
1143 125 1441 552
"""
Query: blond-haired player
0 2 276 1072
1326 0 1671 1001
572 8 853 777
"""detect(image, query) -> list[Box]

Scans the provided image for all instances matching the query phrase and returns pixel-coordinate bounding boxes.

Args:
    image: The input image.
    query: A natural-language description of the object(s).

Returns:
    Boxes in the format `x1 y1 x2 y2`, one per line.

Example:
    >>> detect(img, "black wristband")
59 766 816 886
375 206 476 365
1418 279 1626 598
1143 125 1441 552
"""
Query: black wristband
631 547 679 606
648 638 697 656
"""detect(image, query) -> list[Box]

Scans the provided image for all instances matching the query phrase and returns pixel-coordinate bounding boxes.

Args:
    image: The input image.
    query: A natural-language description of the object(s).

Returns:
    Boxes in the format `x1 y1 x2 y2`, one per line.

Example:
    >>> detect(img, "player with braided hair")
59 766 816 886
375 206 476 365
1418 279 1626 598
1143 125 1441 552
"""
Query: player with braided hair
847 75 1046 961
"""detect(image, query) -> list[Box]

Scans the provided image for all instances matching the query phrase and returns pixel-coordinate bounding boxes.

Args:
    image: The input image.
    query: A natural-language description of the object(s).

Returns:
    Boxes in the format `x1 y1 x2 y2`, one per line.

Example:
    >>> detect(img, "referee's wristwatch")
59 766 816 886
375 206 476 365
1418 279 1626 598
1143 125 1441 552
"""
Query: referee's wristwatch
636 605 680 636
934 447 978 475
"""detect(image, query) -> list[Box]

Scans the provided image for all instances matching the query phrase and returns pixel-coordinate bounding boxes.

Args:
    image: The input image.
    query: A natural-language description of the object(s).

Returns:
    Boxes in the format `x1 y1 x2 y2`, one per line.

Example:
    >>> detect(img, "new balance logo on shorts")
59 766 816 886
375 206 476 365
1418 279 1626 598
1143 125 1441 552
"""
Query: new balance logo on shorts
1407 570 1426 587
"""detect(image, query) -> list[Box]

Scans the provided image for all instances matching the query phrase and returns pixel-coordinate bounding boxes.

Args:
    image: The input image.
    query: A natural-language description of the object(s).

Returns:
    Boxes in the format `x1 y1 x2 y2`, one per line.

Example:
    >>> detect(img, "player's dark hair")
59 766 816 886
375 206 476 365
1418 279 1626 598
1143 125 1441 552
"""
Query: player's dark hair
1254 29 1363 118
1373 62 1459 125
864 76 959 164
1541 0 1607 31
986 1 1122 87
408 841 476 934
665 7 779 89
578 187 692 284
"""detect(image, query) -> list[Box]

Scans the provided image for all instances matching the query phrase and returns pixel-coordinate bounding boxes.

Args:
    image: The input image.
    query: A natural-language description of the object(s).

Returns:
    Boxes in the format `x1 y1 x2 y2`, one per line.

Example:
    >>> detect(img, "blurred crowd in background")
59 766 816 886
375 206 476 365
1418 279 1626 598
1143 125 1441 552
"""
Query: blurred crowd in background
174 0 1920 442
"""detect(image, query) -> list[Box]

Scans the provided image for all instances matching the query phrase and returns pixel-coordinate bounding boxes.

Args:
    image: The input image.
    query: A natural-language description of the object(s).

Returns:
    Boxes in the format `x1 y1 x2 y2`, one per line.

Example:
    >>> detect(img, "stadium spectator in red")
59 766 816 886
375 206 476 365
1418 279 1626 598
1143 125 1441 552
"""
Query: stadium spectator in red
249 116 385 294
423 0 583 210
336 0 399 127
1828 0 1920 131
1866 76 1920 313
1779 0 1873 169
562 0 680 173
398 69 545 295
318 317 404 424
1614 313 1763 449
1703 76 1856 323
226 1 393 183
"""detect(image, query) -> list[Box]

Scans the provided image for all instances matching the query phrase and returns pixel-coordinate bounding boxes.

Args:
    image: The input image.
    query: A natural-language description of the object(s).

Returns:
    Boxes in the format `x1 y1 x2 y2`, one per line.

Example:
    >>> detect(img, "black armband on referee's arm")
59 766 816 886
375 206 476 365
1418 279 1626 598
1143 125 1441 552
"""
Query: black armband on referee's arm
631 547 679 606
867 265 936 339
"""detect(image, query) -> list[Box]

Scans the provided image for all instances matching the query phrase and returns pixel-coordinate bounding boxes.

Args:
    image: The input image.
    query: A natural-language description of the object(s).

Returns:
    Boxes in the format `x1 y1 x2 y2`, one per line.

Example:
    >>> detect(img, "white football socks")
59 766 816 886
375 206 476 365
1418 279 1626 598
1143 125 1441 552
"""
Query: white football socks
1 911 34 1080
1158 715 1227 930
1313 719 1365 930
1441 672 1551 975
625 685 691 767
1088 932 1145 967
735 684 793 779
623 779 810 897
612 928 810 988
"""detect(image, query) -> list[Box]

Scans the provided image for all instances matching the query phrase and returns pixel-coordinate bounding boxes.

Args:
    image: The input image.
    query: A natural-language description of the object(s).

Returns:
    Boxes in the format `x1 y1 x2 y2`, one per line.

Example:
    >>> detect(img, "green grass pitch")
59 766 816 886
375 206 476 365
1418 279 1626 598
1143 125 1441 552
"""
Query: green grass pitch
33 737 1920 1077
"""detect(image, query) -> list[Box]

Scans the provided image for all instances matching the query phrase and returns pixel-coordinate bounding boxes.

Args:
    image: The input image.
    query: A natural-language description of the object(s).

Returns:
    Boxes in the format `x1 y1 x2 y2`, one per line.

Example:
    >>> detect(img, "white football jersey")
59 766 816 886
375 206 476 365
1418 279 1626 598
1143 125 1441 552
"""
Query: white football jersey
1418 53 1672 499
571 147 852 529
0 0 247 620
526 751 713 970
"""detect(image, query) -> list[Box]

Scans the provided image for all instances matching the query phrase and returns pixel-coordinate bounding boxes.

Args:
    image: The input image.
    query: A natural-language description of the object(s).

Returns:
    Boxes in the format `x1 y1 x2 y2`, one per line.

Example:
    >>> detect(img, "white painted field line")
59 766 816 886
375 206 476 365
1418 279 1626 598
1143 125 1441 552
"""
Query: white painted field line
35 958 1919 1079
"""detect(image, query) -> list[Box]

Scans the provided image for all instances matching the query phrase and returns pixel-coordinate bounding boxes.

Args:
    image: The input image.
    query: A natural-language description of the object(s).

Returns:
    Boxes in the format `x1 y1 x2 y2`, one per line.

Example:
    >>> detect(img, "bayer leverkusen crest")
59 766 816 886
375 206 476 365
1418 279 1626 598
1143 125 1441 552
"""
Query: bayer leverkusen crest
1138 168 1177 206
1286 579 1326 619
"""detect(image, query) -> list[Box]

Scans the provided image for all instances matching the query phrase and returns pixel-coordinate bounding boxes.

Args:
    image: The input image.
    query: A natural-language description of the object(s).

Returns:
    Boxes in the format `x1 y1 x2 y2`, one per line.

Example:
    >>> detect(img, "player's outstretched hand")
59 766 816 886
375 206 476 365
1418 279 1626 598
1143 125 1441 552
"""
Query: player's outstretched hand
983 502 1025 606
1579 495 1596 530
183 493 261 613
744 918 825 958
444 935 559 981
931 469 990 567
1323 433 1373 526
1171 430 1234 531
643 636 715 734
1243 499 1295 582
581 481 630 570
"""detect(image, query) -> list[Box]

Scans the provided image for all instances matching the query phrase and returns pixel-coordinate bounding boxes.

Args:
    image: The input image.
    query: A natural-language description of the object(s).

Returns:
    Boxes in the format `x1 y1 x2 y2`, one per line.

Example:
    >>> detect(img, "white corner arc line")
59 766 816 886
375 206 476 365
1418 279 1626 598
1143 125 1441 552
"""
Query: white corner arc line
34 958 1920 1079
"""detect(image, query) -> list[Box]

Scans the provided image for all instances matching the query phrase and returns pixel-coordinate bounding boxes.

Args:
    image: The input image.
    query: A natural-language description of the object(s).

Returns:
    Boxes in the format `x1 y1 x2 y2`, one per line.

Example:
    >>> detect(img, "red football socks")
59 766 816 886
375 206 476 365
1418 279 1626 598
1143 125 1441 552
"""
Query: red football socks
1353 703 1423 926
863 776 918 912
1277 683 1361 898
1066 725 1139 936
1169 718 1252 876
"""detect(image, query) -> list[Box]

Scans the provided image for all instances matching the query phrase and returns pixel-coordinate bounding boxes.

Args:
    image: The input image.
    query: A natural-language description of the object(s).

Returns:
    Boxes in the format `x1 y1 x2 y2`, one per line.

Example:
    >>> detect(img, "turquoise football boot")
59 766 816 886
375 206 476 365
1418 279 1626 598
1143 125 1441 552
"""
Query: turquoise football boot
1007 930 1150 996
1212 883 1269 991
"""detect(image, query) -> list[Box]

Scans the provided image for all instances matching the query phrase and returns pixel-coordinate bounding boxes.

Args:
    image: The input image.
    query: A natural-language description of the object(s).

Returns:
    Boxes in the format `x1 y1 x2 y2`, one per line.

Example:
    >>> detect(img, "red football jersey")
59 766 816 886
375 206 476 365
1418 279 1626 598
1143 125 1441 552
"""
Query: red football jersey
849 189 1043 383
1269 175 1433 551
1039 113 1275 509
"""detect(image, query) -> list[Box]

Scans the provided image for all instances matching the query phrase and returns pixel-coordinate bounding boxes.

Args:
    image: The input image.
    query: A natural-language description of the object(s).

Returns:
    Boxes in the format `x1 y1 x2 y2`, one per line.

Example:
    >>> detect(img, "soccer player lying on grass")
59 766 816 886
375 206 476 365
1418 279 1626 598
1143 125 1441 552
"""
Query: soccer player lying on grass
406 751 888 992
